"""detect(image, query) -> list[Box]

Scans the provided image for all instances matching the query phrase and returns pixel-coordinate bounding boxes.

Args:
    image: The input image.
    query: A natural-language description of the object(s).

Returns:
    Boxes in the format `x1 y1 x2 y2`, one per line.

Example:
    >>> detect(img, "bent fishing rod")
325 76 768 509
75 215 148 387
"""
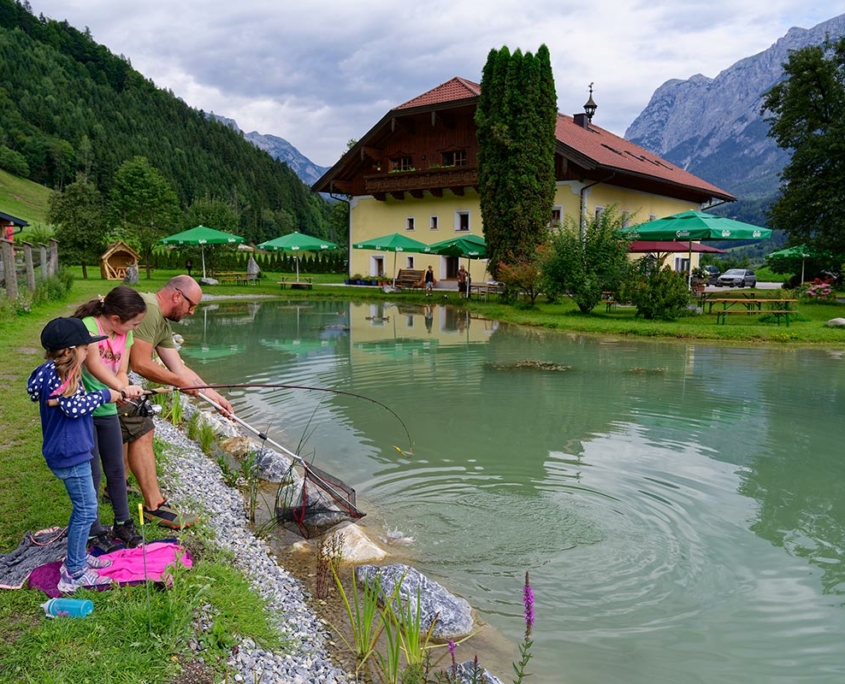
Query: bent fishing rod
177 382 414 457
142 382 413 458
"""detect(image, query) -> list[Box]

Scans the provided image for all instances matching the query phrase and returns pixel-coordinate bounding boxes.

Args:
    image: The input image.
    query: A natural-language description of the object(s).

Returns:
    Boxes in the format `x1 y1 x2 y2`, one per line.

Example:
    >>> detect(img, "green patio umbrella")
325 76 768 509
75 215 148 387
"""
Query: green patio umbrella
766 244 819 284
424 234 487 297
622 210 772 287
257 231 339 282
159 225 245 279
353 232 428 286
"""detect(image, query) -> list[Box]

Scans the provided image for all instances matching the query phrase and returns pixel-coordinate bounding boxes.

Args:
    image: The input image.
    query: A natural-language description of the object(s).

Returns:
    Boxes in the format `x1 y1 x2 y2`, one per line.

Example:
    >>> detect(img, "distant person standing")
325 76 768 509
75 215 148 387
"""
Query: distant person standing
424 265 435 296
185 259 193 277
457 265 468 294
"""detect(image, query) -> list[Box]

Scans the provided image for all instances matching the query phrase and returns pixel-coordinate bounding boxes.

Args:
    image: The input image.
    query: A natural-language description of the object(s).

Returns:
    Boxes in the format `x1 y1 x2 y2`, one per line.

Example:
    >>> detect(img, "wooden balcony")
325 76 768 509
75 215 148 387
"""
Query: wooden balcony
364 166 478 200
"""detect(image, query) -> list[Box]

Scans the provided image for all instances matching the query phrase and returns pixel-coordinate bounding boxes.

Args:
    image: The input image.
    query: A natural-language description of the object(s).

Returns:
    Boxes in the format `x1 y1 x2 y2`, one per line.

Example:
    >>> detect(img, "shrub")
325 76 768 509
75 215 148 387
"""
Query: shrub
541 207 631 313
621 263 691 320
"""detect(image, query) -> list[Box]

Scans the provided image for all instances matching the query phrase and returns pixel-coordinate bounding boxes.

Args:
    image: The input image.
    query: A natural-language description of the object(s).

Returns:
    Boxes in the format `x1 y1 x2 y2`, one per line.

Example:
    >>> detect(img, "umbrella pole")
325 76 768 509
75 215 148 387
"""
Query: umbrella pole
202 247 207 280
392 252 398 288
687 240 692 290
801 258 805 285
466 258 471 299
296 256 300 282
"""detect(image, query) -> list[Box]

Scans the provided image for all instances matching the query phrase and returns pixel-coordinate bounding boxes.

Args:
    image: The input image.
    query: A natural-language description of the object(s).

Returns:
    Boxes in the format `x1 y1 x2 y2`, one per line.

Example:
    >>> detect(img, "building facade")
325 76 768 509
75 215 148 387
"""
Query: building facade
313 78 735 280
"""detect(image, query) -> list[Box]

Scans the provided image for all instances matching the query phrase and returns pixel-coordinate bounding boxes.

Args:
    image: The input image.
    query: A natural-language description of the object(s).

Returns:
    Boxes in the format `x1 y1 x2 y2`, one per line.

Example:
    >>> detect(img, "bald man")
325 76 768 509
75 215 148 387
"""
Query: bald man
119 275 233 528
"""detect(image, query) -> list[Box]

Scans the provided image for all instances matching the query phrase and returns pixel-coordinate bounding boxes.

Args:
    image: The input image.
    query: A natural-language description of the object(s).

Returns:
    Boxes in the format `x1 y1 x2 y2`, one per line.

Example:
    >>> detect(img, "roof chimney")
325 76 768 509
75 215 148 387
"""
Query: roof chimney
573 113 589 128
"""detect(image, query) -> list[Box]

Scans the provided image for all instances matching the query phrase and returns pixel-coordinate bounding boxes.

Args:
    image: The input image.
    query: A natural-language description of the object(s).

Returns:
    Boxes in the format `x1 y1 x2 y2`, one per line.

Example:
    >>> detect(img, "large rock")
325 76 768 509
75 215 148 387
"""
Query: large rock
336 524 388 563
355 564 475 641
454 661 503 684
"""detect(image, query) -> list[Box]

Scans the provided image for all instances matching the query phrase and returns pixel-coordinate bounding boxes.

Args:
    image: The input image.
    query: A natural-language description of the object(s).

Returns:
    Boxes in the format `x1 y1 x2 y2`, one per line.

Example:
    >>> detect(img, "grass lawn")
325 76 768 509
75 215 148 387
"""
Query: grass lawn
0 274 281 683
0 169 51 226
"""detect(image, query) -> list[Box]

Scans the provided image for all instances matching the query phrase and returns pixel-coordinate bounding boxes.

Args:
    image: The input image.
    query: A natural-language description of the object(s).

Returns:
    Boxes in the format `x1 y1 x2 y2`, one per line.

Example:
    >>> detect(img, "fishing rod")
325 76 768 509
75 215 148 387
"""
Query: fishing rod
178 382 414 457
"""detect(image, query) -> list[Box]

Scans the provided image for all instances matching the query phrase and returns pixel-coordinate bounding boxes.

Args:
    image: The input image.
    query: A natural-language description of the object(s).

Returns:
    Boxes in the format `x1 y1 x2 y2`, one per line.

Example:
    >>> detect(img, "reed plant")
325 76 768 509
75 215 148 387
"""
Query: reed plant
331 566 395 672
197 420 217 456
186 411 201 441
241 449 261 522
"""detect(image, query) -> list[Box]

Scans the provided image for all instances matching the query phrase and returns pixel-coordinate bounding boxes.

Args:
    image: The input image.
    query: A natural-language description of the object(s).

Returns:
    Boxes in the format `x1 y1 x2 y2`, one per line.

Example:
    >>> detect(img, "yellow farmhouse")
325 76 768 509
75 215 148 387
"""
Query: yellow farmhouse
313 77 735 282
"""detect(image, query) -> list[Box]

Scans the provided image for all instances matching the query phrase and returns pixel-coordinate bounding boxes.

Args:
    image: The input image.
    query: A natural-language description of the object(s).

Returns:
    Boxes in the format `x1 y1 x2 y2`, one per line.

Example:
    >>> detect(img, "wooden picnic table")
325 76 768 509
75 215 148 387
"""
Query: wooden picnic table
468 282 504 301
705 298 798 326
278 276 313 290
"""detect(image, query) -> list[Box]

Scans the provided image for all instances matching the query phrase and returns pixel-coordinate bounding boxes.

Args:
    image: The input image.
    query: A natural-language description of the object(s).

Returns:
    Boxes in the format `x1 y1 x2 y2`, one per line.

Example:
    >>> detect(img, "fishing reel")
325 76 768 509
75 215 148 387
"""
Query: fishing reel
128 394 163 418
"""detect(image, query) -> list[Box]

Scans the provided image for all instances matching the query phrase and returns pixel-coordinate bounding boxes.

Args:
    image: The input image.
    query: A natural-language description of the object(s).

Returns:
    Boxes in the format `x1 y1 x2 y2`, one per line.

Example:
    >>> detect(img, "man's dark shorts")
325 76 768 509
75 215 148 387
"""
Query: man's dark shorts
118 403 155 443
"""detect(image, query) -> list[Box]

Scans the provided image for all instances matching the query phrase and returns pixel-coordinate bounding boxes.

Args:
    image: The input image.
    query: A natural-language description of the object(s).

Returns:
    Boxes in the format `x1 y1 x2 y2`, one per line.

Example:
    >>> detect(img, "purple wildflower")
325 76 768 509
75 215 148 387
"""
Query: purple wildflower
523 571 535 633
448 640 457 680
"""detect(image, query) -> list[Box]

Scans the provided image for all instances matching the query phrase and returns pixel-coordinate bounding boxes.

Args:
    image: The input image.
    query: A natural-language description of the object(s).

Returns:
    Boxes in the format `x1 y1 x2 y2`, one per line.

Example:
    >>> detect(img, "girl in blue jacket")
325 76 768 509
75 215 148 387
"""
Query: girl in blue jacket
27 317 123 593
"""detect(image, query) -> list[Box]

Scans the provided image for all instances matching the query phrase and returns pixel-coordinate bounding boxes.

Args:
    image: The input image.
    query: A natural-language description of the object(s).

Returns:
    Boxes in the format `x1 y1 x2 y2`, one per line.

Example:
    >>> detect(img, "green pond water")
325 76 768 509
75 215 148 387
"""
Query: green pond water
178 298 845 684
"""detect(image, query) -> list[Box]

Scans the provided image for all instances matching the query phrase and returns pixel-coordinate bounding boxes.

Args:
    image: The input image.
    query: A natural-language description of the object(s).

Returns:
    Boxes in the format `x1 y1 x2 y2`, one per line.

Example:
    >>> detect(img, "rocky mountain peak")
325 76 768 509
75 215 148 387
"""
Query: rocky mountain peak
625 13 845 199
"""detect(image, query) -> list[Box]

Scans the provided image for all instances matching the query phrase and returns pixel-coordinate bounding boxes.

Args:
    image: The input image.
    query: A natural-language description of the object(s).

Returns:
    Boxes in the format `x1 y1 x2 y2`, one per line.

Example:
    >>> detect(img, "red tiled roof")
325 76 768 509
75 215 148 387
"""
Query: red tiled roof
554 114 731 199
394 77 481 110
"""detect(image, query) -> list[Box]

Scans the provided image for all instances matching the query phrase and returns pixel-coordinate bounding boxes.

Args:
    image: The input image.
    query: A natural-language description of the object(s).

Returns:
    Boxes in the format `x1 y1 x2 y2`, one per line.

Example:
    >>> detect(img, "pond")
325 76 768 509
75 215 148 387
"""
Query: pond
177 298 845 683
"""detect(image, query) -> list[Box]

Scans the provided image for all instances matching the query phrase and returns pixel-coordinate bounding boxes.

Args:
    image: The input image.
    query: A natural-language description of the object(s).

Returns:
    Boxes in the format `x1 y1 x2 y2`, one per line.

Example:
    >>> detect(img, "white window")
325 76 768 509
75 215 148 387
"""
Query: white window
406 256 415 269
550 206 563 228
595 206 605 221
455 211 470 232
430 215 439 230
406 217 415 231
621 210 631 228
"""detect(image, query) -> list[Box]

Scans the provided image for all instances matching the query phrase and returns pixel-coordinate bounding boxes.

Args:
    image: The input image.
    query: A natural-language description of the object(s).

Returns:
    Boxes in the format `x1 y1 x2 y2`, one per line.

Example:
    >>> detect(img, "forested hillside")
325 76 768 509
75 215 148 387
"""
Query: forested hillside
0 0 331 244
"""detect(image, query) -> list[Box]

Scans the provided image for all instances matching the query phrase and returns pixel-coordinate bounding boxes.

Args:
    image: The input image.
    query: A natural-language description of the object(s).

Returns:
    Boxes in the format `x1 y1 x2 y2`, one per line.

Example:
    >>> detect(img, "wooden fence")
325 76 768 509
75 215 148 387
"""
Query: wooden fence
0 238 59 300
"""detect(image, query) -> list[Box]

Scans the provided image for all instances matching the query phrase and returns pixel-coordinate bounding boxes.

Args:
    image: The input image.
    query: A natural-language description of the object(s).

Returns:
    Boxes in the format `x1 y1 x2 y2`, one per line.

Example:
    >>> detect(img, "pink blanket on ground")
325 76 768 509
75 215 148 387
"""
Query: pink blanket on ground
29 542 193 598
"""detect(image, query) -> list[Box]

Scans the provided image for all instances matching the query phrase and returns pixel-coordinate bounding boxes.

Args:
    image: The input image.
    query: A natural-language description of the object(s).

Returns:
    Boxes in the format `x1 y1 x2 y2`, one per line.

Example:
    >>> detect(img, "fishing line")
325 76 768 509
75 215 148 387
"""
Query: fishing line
176 382 414 457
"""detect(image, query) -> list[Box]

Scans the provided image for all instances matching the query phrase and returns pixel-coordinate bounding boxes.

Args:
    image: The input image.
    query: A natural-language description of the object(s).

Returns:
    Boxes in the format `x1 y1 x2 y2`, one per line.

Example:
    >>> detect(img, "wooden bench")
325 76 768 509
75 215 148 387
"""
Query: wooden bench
394 269 425 291
715 309 792 326
278 277 313 290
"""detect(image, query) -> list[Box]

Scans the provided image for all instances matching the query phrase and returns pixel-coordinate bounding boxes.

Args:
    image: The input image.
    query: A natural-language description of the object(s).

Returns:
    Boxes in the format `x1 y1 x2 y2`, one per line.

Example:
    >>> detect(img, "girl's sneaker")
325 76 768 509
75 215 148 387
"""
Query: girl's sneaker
112 520 143 548
57 563 112 594
86 554 113 569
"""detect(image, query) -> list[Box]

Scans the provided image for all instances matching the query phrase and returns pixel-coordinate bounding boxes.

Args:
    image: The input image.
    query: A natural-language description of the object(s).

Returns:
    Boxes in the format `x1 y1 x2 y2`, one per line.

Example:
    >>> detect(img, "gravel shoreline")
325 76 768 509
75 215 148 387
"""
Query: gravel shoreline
152 417 355 684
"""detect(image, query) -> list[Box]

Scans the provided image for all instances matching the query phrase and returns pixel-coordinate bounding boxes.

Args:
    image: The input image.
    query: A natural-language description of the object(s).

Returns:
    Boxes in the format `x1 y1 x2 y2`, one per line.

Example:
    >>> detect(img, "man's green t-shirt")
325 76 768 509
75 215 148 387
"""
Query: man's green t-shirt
134 292 175 350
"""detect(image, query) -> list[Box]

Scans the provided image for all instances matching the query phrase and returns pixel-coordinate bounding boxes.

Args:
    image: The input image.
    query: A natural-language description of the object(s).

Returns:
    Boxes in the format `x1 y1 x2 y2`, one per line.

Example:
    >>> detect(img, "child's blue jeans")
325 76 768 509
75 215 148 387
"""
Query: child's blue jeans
49 460 98 576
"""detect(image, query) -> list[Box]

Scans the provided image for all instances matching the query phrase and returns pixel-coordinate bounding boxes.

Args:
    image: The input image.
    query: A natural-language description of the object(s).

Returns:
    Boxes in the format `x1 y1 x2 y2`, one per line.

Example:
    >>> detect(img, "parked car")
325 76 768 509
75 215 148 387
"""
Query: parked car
716 268 756 288
702 265 720 285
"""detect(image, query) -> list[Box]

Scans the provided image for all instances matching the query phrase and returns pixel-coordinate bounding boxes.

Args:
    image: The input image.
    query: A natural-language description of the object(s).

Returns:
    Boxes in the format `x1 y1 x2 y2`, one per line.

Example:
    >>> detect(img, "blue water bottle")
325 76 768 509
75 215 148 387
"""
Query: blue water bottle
41 598 94 618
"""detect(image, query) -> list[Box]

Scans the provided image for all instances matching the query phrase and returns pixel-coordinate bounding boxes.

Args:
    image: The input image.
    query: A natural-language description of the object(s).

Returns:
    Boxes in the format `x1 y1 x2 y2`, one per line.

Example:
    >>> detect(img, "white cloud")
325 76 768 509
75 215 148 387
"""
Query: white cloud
30 0 844 166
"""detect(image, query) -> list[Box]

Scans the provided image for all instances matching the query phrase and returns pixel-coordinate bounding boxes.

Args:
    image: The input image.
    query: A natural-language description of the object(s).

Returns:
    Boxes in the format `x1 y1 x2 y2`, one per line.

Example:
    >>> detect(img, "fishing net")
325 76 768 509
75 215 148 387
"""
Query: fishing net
275 462 365 539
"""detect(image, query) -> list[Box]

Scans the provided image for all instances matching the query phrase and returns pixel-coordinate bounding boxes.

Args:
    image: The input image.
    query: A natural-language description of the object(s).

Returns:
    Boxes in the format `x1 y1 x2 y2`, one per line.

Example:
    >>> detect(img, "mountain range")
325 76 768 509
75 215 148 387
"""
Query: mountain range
625 12 845 223
215 12 845 229
209 114 329 188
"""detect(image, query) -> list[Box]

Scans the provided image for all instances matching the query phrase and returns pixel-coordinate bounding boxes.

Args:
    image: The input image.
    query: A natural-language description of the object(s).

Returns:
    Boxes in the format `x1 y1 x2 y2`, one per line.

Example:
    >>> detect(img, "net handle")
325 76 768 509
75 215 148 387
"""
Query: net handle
196 392 364 518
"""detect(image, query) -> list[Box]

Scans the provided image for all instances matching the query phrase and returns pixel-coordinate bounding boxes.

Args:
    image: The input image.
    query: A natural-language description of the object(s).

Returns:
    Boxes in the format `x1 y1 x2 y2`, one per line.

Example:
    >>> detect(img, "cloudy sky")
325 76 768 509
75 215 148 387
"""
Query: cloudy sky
29 1 841 168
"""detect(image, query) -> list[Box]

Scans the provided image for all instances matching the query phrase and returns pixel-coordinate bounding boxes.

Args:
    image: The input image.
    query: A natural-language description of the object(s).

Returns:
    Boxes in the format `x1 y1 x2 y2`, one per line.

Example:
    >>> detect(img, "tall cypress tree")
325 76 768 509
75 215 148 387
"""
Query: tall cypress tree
476 45 557 276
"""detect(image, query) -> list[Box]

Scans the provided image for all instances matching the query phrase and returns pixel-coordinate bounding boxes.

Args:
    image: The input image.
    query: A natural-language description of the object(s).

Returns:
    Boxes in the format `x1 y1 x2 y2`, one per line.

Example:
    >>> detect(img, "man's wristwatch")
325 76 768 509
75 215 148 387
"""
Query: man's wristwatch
119 390 127 400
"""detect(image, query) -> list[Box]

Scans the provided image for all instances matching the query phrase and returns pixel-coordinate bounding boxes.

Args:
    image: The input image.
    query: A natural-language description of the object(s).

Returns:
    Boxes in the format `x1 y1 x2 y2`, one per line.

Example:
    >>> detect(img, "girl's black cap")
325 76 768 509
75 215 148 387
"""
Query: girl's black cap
41 317 108 351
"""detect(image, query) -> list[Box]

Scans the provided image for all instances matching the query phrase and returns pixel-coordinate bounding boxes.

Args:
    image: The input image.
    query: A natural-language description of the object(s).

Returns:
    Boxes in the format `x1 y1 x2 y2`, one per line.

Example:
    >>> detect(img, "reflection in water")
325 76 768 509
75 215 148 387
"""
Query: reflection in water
175 299 845 683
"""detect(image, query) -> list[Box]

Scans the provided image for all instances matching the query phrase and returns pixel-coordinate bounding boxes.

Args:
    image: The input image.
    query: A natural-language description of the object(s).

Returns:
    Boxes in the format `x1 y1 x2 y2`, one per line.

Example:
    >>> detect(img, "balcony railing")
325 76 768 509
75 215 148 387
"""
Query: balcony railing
364 165 478 194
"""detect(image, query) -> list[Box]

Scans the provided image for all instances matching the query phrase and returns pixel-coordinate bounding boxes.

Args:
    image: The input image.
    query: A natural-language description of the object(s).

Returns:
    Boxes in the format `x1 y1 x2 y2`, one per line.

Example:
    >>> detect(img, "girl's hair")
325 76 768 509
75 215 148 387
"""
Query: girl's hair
74 285 147 321
45 347 83 397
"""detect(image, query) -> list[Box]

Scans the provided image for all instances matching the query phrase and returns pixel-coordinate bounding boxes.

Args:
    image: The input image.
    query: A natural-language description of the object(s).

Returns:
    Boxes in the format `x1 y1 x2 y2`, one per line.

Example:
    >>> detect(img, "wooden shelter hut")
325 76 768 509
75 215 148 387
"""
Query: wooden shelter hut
100 241 140 280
